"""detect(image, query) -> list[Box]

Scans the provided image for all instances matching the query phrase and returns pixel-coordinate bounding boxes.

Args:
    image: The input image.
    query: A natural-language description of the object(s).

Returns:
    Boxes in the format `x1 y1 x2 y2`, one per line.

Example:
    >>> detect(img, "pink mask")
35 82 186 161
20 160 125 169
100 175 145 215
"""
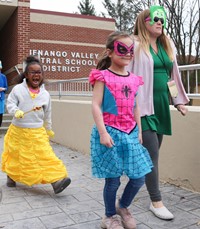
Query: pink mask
114 41 134 56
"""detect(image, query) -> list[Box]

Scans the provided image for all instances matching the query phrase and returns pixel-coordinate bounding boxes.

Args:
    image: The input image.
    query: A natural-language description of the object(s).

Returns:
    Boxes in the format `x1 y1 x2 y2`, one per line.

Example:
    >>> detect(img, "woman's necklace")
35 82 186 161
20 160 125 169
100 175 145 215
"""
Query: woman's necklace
151 45 158 54
151 44 170 78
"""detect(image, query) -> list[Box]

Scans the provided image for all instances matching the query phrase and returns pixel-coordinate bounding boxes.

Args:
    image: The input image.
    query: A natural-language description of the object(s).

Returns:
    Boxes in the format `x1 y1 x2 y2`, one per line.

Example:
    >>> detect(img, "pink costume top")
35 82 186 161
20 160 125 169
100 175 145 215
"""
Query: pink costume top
89 69 144 134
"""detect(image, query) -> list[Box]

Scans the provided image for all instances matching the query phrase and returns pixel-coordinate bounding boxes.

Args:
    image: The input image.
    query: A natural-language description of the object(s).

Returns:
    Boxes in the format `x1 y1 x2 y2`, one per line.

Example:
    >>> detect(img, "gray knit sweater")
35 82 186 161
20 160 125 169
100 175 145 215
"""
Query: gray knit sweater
7 79 52 130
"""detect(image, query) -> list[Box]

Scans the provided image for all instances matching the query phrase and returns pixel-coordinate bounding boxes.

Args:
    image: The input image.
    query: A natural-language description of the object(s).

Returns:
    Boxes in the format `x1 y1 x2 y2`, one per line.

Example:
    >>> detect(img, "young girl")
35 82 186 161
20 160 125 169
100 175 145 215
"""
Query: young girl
1 56 71 194
89 31 153 229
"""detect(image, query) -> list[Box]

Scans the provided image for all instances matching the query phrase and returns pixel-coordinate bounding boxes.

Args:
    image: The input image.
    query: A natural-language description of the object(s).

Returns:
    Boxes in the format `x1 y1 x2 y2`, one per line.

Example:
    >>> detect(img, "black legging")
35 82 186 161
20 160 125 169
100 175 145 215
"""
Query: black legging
142 130 163 202
0 113 3 127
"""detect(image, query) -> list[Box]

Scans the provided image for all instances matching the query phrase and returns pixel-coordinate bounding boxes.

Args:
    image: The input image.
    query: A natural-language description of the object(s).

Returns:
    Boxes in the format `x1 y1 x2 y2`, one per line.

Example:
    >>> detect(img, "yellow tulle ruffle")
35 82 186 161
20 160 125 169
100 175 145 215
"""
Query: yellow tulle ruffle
1 124 68 186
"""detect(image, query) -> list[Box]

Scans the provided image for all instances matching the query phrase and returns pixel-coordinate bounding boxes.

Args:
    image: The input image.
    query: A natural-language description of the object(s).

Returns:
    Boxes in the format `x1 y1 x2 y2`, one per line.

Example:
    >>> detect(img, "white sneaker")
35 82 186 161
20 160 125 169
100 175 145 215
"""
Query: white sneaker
149 203 174 220
101 215 124 229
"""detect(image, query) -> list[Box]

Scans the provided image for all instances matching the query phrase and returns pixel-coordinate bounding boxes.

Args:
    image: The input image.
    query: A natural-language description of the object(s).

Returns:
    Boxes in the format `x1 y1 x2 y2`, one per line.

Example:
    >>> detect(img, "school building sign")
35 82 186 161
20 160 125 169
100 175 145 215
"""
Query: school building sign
30 49 99 73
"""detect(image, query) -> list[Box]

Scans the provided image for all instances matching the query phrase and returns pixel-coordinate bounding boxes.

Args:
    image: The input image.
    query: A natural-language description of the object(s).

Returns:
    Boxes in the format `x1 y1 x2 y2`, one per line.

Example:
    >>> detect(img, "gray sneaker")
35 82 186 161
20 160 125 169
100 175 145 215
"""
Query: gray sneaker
101 215 124 229
116 200 136 229
51 177 71 194
7 176 16 187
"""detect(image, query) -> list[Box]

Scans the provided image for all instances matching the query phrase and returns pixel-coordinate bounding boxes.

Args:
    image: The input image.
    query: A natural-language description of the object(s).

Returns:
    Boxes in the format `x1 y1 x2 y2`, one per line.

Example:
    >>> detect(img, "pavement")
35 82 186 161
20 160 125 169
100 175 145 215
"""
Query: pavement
0 133 200 229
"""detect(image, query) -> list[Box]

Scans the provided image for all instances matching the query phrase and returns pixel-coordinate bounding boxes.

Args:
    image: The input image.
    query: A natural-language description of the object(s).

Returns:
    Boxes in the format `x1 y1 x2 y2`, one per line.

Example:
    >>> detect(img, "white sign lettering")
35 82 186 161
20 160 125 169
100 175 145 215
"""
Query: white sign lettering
30 49 99 73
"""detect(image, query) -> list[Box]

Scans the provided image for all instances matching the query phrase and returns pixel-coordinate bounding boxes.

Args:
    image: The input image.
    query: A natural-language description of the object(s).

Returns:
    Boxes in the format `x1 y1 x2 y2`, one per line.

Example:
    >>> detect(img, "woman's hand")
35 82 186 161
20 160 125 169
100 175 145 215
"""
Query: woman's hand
177 104 188 116
100 132 115 148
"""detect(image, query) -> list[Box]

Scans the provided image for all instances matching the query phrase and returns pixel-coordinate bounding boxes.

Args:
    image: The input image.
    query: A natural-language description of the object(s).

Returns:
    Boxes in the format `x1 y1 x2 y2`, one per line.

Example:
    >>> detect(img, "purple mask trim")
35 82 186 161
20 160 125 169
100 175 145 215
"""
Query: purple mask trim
114 41 134 56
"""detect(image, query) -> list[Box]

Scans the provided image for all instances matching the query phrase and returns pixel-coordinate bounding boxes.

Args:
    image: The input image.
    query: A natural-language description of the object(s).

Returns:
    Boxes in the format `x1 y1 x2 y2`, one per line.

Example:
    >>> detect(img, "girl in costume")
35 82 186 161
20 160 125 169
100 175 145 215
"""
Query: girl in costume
127 6 189 220
1 56 71 194
89 31 153 229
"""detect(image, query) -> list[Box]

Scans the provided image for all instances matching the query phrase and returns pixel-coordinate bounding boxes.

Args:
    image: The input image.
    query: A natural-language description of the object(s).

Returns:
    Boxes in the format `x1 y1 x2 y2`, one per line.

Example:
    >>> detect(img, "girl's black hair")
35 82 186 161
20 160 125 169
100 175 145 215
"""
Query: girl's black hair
15 55 44 85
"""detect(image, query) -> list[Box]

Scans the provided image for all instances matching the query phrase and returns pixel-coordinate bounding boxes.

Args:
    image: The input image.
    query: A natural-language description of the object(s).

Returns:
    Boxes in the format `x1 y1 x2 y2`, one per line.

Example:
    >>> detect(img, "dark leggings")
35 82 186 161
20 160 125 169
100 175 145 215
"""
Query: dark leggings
0 114 2 127
142 130 163 202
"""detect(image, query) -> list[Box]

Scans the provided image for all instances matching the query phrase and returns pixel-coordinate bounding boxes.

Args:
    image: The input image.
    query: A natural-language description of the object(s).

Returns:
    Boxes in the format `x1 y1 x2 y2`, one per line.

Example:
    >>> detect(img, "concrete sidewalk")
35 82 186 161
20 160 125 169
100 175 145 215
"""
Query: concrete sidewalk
0 133 200 229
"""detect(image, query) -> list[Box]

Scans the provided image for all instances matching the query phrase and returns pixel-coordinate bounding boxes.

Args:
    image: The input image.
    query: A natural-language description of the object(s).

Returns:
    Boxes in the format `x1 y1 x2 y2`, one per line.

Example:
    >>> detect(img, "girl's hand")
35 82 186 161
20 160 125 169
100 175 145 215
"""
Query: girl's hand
15 110 24 119
138 132 143 144
177 104 188 116
46 130 55 138
100 132 115 148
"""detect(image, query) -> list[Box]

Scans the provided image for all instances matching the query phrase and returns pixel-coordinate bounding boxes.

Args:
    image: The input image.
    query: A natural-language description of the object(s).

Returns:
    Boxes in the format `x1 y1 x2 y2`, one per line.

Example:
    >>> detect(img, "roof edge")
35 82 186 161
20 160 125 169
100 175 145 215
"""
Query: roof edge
30 9 115 22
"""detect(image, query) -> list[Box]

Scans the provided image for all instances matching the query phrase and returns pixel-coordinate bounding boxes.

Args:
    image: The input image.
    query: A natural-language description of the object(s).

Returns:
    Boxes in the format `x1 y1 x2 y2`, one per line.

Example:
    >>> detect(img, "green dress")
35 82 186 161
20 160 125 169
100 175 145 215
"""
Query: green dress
141 43 173 135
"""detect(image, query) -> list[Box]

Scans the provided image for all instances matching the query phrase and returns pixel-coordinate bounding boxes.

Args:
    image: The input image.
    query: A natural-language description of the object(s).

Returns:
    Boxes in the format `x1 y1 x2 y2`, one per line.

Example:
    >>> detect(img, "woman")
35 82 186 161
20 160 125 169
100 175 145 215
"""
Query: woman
127 5 189 220
0 61 8 127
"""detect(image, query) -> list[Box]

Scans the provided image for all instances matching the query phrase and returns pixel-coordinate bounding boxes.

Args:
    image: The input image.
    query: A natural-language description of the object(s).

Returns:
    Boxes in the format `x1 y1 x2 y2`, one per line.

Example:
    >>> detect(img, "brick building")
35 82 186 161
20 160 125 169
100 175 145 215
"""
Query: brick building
0 0 115 85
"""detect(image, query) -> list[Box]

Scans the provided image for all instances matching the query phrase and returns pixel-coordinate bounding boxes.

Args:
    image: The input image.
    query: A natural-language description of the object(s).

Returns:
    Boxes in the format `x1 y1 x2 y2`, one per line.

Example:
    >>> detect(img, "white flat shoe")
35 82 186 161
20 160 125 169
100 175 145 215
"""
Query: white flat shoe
149 203 174 220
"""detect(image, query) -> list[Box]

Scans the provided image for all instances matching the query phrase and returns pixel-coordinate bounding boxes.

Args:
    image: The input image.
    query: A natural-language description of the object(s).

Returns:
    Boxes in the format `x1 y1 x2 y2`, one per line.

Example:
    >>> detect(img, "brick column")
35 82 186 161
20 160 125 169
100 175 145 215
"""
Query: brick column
17 0 30 65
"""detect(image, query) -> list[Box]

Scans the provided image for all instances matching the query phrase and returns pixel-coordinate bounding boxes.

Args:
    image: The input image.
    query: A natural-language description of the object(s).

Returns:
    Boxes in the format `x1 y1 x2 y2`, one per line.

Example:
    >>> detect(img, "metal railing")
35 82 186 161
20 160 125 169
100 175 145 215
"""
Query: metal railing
45 64 200 100
45 78 93 99
178 64 200 99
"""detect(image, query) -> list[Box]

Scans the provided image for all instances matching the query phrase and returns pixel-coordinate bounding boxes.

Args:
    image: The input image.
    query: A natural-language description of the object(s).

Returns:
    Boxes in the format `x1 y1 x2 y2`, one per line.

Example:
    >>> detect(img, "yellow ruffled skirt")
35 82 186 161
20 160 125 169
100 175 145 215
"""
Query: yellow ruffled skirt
1 124 68 186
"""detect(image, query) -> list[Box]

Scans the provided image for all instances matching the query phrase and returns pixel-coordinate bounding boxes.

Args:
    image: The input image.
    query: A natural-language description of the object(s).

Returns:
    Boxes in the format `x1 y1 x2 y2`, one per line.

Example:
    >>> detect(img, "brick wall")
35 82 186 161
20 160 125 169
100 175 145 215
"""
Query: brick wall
30 23 113 44
17 0 30 63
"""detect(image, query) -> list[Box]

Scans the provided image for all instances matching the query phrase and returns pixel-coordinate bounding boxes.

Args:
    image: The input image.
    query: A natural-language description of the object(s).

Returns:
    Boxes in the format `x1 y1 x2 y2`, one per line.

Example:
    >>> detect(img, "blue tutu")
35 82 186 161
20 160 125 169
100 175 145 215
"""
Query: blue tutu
90 125 153 179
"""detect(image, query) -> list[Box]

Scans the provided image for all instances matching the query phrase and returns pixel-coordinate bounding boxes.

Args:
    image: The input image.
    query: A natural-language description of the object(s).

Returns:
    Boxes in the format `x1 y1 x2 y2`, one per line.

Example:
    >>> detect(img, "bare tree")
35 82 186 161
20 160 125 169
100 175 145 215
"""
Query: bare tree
162 0 200 65
159 0 200 101
102 0 142 33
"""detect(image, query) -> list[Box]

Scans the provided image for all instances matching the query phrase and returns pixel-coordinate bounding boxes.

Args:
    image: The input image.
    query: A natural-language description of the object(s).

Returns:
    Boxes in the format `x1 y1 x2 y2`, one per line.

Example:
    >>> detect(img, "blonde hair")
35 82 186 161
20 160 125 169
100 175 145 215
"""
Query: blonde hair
133 9 174 61
96 31 132 70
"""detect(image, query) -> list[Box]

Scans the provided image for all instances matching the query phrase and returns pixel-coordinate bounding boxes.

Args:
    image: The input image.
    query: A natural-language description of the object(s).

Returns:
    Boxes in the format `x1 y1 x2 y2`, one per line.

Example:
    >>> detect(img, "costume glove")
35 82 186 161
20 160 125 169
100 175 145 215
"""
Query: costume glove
46 130 55 138
15 110 24 119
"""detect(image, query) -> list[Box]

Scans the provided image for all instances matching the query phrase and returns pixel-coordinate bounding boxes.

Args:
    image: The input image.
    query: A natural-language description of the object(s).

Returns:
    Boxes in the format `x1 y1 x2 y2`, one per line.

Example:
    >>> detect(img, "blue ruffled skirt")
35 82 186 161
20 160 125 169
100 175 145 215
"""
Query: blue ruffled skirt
90 125 153 179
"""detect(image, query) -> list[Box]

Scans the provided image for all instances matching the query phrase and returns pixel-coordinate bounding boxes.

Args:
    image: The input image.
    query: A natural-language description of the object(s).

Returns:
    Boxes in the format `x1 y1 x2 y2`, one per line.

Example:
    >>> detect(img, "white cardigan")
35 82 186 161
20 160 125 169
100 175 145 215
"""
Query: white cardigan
127 39 189 117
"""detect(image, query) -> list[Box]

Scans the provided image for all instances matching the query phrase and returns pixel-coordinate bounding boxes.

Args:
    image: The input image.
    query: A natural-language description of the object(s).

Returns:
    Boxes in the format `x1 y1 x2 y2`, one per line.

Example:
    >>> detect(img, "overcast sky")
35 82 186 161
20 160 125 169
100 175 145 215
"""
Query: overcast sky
30 0 107 15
